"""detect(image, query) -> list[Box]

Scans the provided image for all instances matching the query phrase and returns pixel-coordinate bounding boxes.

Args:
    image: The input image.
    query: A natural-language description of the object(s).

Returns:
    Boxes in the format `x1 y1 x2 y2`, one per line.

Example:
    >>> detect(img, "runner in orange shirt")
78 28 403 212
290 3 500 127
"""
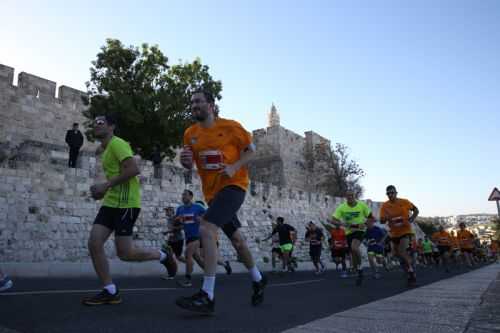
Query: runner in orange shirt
379 185 419 287
457 222 475 267
432 226 453 272
175 90 266 314
329 223 349 278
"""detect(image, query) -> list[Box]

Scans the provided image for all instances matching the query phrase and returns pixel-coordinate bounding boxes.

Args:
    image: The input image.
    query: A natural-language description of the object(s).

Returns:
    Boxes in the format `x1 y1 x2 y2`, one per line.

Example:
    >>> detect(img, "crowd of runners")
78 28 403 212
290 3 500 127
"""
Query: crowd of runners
0 90 498 316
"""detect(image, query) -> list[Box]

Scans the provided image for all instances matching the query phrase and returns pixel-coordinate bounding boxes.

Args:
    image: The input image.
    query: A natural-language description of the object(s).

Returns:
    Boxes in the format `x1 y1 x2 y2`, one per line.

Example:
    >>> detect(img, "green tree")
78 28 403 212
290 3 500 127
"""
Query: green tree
316 143 365 198
82 39 222 160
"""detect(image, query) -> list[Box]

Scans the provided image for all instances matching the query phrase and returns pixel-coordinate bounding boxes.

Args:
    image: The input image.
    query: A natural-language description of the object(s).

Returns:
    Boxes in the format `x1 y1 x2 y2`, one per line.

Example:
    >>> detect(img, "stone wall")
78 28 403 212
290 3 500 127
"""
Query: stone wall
250 125 331 192
1 63 421 269
0 141 387 264
0 64 92 150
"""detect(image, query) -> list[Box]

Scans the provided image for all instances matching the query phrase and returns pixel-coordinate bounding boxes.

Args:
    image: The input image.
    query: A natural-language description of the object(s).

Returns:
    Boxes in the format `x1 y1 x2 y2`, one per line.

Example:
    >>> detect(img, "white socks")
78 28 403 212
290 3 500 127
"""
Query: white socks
249 266 262 282
104 283 117 295
202 276 216 300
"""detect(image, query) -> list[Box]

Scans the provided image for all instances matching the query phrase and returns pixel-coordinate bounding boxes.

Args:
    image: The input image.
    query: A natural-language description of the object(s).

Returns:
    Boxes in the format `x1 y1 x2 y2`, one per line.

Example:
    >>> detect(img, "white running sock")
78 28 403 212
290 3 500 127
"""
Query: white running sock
202 276 216 300
104 283 117 295
249 266 262 282
159 250 167 262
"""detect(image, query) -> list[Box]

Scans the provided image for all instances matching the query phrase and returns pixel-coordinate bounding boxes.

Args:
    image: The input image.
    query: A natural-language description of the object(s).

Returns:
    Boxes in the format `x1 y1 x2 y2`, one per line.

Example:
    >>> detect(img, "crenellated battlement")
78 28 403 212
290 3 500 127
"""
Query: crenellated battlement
0 63 92 150
0 64 87 105
0 64 14 85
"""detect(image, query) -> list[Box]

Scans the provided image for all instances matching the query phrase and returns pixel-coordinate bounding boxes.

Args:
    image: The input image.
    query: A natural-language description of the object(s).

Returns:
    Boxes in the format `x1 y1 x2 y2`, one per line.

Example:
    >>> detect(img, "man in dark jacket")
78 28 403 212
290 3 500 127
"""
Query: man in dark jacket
65 123 84 168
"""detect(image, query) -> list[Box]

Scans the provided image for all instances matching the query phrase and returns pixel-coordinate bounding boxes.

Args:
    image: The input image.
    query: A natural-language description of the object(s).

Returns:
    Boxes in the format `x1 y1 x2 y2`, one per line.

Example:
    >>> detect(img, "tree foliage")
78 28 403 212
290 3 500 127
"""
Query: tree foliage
316 143 365 198
82 38 222 160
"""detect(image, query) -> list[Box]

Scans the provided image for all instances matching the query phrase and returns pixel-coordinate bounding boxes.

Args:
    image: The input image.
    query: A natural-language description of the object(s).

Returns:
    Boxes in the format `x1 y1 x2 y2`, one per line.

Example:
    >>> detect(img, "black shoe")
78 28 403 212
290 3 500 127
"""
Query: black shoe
355 270 363 286
177 279 193 288
160 246 178 278
407 271 417 287
251 274 268 306
82 289 122 306
224 261 232 275
175 290 215 315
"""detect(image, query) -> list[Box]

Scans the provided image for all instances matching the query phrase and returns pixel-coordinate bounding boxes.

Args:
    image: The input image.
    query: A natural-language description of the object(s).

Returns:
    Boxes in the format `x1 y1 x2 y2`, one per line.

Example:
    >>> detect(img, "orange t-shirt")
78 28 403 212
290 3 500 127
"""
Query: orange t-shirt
432 231 453 246
379 198 415 238
184 118 252 202
457 230 474 249
330 228 348 249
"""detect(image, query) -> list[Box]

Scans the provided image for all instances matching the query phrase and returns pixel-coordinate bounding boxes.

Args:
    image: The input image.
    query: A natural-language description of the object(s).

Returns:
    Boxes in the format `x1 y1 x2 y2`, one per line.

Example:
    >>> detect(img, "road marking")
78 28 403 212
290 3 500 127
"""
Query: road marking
269 279 324 287
0 278 325 297
0 287 178 296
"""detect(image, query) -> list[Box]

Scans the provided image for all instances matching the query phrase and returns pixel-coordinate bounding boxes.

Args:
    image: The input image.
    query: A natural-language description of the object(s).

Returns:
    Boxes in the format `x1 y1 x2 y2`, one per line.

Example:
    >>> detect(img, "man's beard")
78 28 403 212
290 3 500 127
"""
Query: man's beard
193 108 208 122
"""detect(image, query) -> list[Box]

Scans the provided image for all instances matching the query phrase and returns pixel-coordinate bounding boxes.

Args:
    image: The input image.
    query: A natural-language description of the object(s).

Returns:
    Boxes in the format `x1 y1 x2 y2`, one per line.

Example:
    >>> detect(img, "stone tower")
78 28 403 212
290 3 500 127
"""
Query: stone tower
268 103 280 127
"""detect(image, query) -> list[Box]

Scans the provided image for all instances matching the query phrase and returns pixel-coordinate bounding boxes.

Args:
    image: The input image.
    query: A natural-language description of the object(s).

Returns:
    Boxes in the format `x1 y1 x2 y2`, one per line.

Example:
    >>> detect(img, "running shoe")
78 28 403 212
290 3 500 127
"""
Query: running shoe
160 274 176 280
82 289 122 306
175 290 214 315
177 279 193 288
355 269 363 286
251 274 268 306
340 270 349 278
224 261 232 275
0 276 13 292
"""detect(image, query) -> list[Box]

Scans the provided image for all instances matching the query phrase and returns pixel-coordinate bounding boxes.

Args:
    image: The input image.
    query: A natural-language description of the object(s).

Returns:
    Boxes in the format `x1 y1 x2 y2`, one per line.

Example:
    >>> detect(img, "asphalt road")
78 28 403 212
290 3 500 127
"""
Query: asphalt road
0 264 489 333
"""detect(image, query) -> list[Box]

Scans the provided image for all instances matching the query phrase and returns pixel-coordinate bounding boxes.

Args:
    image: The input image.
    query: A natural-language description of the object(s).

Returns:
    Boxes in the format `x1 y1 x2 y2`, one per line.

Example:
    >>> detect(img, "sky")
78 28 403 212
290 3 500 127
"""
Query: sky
2 0 499 216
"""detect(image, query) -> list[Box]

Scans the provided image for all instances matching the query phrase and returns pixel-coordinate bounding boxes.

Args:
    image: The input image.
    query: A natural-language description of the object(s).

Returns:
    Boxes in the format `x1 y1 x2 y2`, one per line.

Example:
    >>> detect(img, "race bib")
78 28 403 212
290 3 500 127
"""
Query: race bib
199 150 223 170
334 240 346 248
390 216 404 227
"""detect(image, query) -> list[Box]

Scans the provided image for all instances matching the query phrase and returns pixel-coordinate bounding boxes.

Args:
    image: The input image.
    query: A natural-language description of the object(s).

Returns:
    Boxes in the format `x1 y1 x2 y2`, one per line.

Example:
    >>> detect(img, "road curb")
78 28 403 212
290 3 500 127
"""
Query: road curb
283 263 500 333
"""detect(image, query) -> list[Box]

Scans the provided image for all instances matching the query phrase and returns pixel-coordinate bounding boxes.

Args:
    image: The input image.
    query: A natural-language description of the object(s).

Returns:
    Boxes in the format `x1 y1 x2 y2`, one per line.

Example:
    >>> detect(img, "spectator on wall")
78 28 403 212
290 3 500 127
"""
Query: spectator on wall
65 123 84 168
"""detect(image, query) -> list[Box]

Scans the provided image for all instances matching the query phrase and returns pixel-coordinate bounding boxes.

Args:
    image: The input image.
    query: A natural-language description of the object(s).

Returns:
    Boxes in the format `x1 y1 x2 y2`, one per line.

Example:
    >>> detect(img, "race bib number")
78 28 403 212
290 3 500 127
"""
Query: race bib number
390 216 404 227
199 150 223 170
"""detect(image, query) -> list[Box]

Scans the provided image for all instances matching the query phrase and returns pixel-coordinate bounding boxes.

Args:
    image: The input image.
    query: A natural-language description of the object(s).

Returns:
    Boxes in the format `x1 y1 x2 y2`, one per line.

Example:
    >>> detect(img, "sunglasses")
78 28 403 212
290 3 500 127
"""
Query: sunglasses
94 119 106 125
386 191 396 195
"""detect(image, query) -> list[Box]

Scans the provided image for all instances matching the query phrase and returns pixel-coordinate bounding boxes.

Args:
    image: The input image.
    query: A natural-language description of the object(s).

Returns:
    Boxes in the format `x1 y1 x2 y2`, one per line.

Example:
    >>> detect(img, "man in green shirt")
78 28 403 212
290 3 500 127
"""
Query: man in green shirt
330 190 374 286
422 236 434 266
82 115 177 306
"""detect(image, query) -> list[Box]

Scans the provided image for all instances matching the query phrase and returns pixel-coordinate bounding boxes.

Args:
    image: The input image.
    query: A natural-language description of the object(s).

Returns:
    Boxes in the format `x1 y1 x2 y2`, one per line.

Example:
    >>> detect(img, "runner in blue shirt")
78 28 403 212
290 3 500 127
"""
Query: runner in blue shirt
176 190 206 287
364 219 388 279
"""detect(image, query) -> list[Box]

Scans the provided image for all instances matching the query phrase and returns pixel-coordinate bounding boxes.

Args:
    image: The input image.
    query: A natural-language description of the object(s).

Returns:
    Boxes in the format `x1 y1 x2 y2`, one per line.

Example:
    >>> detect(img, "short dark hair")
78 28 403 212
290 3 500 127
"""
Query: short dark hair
192 89 215 104
277 217 284 223
73 123 79 126
184 189 194 197
105 114 118 126
386 185 397 192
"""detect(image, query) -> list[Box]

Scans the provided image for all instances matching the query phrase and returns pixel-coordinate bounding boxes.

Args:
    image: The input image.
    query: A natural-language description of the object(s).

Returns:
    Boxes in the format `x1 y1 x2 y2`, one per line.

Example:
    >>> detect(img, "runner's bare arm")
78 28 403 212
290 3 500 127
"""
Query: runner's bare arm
409 205 419 223
90 157 140 199
219 143 256 178
329 216 342 225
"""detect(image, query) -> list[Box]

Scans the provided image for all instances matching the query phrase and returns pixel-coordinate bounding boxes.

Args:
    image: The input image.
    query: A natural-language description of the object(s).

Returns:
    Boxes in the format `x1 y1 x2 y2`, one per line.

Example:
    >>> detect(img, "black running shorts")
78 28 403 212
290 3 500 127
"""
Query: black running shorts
205 186 245 239
438 245 451 254
309 246 322 261
93 206 140 236
390 233 412 245
332 248 347 259
347 231 365 248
